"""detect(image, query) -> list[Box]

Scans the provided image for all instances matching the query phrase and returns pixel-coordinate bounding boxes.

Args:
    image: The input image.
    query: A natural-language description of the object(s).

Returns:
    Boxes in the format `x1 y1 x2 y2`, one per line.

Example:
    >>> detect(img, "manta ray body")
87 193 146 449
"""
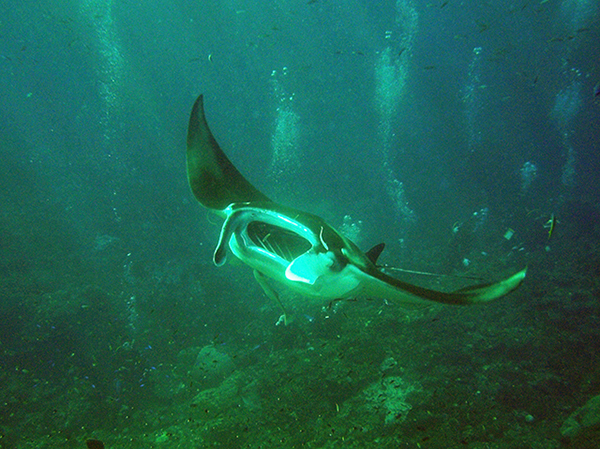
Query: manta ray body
186 95 526 317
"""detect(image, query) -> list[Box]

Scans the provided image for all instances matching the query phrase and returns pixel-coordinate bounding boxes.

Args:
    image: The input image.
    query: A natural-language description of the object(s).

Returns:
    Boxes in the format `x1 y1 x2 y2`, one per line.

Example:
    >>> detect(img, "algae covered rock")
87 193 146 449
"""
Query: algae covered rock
339 375 425 427
190 345 235 388
364 376 421 425
560 394 600 447
190 371 260 414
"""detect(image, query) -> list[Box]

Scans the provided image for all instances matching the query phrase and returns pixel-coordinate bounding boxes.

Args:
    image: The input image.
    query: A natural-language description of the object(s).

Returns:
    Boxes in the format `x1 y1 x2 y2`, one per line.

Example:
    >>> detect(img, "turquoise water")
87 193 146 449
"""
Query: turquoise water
1 1 599 447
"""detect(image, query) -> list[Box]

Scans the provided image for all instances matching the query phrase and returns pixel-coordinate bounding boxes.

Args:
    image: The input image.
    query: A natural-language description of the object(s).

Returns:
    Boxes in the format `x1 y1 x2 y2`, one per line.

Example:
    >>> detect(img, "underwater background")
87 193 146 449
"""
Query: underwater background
1 0 600 447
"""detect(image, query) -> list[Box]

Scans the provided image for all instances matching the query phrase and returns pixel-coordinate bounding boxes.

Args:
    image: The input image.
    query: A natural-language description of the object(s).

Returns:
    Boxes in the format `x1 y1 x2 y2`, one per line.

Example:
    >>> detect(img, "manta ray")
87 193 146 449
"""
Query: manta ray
186 94 526 321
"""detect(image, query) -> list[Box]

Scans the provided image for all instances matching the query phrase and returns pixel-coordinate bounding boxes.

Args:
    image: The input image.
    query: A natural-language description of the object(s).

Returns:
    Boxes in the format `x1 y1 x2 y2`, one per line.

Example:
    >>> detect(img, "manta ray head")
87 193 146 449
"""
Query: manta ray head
213 202 369 299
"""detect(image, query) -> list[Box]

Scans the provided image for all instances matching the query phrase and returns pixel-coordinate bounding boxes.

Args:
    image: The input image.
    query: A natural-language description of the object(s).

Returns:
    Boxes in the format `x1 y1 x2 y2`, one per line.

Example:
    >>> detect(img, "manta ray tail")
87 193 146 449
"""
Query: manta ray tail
186 95 271 211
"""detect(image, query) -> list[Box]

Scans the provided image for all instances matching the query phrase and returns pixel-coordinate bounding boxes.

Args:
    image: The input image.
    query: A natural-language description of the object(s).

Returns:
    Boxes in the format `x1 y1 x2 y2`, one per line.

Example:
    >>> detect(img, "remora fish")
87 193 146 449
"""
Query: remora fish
186 95 526 317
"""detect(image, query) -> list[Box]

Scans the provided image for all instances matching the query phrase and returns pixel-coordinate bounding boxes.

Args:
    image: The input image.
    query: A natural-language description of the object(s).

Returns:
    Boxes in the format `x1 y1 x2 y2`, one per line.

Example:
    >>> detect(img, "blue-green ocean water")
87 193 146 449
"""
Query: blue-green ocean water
1 1 599 447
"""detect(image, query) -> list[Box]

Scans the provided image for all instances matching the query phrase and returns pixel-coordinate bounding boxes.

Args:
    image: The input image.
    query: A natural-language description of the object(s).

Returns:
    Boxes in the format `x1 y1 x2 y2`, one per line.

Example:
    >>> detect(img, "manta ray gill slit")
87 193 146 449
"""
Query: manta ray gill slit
246 221 312 262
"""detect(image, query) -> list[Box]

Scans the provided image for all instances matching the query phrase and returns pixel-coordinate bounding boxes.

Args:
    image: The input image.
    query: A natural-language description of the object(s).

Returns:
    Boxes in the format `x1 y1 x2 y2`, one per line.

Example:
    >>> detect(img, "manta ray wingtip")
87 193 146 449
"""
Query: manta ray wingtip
186 94 271 211
455 266 527 304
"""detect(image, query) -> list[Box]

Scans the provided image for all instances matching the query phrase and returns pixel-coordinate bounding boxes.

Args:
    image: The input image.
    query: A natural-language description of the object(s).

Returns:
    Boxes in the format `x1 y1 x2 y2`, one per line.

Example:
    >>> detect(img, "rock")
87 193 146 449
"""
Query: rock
190 345 235 388
190 371 260 414
360 376 422 425
560 394 600 447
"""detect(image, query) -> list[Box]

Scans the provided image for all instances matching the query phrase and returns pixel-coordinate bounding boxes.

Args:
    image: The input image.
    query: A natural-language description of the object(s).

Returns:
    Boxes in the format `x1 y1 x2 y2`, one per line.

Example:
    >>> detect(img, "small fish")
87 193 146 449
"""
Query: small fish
476 21 489 33
594 83 600 98
544 213 557 240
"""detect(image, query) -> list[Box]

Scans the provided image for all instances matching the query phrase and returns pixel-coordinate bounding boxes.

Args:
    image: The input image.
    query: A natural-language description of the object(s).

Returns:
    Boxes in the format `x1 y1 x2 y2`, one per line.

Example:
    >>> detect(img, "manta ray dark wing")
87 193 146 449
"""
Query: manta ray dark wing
186 95 271 210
